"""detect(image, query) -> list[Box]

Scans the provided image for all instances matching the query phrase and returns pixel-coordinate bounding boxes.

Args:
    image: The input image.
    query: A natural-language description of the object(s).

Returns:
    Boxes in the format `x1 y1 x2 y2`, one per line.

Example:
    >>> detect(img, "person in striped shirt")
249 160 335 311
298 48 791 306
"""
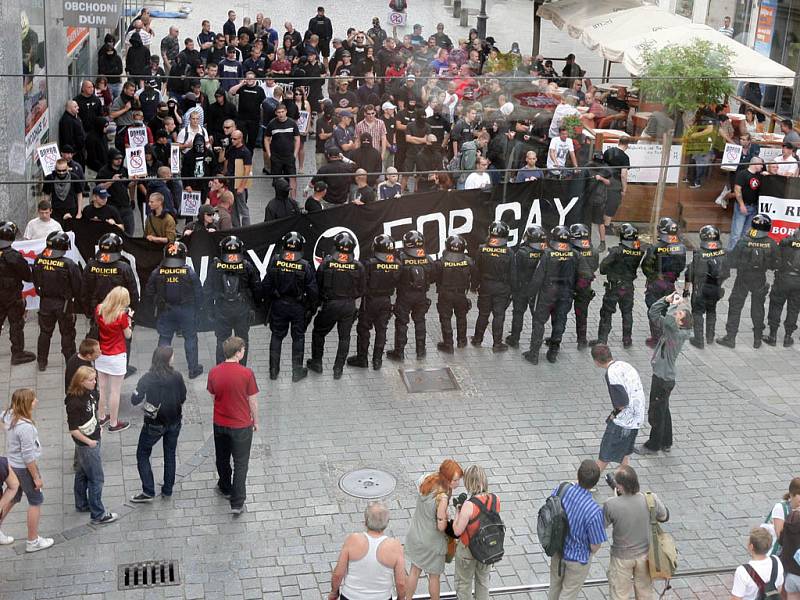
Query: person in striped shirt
548 460 607 600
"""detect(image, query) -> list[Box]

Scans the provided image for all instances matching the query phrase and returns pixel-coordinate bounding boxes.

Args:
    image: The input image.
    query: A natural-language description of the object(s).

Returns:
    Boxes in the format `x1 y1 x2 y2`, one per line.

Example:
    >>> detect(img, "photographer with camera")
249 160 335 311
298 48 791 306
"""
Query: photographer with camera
451 465 501 600
603 465 669 600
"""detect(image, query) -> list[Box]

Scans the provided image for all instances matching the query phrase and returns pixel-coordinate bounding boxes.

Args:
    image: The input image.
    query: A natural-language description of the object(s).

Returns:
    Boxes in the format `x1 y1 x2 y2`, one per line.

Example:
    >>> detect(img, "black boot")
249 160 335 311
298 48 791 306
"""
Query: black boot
386 349 404 361
306 358 323 373
269 366 279 380
292 367 308 382
753 333 763 349
437 342 454 354
689 337 704 349
504 335 519 348
763 329 778 346
785 335 795 347
576 339 588 350
333 366 343 380
522 350 539 364
10 351 36 366
470 336 483 347
546 342 560 363
492 342 509 353
346 355 368 368
372 355 383 370
716 335 736 348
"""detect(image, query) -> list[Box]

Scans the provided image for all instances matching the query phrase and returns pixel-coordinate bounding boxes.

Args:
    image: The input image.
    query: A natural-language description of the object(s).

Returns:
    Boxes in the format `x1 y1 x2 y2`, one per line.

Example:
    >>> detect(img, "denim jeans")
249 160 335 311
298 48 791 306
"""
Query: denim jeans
157 305 199 371
74 442 106 520
213 424 253 508
136 421 182 497
233 190 251 227
728 203 757 250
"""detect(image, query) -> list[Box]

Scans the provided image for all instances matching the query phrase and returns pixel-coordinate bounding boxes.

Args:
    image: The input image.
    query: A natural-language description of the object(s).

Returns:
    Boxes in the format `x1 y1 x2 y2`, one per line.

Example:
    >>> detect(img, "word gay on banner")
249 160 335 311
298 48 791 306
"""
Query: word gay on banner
12 232 82 310
758 175 800 241
180 191 202 217
36 143 61 176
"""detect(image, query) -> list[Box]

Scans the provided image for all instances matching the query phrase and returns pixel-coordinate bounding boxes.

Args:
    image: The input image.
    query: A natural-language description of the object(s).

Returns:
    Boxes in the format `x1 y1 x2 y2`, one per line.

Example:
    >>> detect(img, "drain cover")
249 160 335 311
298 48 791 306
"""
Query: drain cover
400 367 460 393
339 469 397 499
118 561 180 590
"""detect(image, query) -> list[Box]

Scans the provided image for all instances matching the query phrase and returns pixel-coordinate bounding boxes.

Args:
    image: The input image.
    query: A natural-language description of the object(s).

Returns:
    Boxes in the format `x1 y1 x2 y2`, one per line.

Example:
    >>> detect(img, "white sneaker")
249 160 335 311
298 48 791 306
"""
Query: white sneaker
25 536 54 553
715 197 728 208
0 530 14 545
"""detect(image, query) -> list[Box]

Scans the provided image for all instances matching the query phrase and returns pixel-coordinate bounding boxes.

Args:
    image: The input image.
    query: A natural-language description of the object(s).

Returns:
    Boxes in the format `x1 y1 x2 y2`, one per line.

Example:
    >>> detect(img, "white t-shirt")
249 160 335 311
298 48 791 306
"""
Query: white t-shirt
547 137 575 170
731 557 784 600
464 172 491 190
24 217 62 240
776 155 799 177
606 360 645 429
548 103 579 138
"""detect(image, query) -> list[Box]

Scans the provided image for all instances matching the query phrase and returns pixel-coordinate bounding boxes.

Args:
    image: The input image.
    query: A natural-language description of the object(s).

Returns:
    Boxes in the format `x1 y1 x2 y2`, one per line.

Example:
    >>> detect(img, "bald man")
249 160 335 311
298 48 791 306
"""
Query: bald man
59 100 86 168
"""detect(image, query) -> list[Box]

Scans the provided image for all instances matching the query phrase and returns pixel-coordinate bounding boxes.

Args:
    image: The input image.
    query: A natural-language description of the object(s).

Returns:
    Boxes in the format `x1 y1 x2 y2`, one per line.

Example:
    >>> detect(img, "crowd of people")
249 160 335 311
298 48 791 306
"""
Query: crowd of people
1 4 799 600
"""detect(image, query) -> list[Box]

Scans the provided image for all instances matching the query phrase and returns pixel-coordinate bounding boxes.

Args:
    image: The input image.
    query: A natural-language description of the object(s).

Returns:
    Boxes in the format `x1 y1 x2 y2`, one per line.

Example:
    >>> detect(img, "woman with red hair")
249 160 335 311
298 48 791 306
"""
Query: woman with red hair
405 459 463 600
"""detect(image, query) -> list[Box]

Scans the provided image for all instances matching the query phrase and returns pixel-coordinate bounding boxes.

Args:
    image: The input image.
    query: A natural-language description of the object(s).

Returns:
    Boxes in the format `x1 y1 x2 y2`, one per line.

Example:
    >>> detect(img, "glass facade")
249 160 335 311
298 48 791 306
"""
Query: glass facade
21 1 48 188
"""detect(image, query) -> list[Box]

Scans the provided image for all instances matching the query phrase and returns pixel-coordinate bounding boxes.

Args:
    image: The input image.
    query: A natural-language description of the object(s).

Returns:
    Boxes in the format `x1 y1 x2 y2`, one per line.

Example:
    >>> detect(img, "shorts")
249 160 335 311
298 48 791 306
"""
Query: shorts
404 149 421 173
11 466 44 506
319 40 331 58
605 181 623 218
590 200 606 225
599 421 638 463
271 155 297 177
785 573 800 593
95 352 127 376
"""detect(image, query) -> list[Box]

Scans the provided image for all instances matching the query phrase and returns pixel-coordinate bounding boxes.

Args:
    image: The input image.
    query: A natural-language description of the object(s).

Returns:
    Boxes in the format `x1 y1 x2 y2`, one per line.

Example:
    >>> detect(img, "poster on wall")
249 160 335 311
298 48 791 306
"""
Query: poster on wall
22 5 49 159
602 142 682 184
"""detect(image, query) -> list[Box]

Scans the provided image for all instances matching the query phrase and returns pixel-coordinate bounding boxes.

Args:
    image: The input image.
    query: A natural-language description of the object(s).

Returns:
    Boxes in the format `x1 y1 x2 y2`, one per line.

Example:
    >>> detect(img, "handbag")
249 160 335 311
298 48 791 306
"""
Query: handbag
646 492 678 580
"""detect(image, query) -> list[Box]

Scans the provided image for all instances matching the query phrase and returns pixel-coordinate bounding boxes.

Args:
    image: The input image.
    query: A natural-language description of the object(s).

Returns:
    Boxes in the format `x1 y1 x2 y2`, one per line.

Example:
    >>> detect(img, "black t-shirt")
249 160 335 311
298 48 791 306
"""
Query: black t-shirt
312 160 356 204
65 391 101 447
224 144 253 177
331 90 359 112
82 203 122 224
381 115 397 145
352 185 376 204
43 174 82 214
95 166 131 209
316 116 334 153
426 114 451 144
265 117 300 158
451 119 475 147
406 121 431 149
735 169 762 206
65 355 93 393
305 197 323 213
603 146 630 181
237 85 266 120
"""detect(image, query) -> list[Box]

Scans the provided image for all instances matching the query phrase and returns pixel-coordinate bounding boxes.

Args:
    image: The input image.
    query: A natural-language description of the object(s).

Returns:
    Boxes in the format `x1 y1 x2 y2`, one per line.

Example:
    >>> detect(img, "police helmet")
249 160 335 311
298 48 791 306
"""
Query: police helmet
750 213 772 239
446 235 466 253
522 225 546 246
45 231 71 258
618 223 639 249
163 241 188 267
97 232 123 263
0 221 18 249
550 225 570 244
488 221 510 238
569 223 591 250
281 231 305 252
698 225 721 250
657 217 679 243
220 235 245 264
334 231 356 253
373 234 395 255
403 230 424 249
792 227 800 242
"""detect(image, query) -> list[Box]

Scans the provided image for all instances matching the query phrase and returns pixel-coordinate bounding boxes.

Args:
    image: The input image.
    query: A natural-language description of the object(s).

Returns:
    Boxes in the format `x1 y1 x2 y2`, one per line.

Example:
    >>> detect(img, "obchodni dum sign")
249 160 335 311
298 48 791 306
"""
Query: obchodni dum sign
62 1 122 27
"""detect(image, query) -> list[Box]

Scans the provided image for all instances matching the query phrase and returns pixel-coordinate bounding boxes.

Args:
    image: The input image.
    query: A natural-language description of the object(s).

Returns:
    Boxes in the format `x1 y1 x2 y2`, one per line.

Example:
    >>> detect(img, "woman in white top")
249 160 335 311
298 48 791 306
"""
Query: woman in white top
176 110 209 152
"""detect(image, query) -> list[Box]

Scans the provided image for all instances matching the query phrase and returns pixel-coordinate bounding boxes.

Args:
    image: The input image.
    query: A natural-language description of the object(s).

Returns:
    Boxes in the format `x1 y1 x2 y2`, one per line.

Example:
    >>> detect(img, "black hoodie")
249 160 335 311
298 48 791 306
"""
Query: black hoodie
125 33 150 79
98 45 123 84
264 180 298 221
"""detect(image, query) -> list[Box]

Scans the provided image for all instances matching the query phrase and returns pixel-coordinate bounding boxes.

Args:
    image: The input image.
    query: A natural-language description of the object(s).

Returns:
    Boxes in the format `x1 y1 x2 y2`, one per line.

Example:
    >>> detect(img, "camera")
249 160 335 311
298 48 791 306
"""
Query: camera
452 492 467 510
605 473 617 493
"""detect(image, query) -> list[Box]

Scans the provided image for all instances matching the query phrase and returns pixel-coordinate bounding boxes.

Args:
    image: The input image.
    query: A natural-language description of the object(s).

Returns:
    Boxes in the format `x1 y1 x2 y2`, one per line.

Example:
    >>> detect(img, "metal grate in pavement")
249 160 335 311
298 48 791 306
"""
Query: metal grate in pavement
400 367 460 393
339 468 397 499
118 561 181 590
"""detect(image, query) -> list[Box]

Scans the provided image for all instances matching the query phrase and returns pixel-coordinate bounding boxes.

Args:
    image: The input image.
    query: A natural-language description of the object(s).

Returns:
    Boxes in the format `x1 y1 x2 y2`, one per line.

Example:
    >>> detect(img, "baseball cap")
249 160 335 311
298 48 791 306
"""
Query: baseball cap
92 186 109 199
340 110 353 118
386 166 398 175
382 101 397 111
407 74 416 81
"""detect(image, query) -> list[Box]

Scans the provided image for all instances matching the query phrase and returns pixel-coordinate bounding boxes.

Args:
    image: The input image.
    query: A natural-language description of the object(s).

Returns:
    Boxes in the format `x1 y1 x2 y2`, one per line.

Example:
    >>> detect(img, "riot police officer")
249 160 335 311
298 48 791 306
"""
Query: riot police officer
32 231 83 371
435 235 477 353
718 213 778 349
387 230 437 361
685 225 730 349
523 225 581 364
590 223 643 348
347 234 400 370
205 236 263 366
307 232 366 379
0 221 36 365
471 221 513 352
506 225 547 348
569 223 599 349
263 232 317 381
764 227 800 347
641 217 686 347
144 242 204 378
83 232 139 376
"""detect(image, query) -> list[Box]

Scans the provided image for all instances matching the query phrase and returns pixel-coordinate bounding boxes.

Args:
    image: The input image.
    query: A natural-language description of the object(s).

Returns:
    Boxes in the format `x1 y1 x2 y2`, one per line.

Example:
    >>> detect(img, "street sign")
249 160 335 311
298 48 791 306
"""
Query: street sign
388 11 407 27
62 0 122 28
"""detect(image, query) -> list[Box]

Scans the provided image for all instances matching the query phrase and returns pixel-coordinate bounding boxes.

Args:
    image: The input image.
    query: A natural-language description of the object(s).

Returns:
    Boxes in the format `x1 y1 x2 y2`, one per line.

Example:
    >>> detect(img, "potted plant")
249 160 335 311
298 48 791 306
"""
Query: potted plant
562 114 583 138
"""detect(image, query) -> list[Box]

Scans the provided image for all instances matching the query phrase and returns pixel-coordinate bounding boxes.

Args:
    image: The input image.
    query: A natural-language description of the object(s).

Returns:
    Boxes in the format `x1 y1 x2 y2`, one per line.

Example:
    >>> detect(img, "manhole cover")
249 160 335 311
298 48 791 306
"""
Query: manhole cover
339 469 397 499
400 367 460 393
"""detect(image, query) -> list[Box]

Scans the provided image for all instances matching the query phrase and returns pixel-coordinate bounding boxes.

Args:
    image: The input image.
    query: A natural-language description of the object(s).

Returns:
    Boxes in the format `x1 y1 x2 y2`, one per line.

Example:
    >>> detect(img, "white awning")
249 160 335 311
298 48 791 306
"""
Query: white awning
536 0 645 39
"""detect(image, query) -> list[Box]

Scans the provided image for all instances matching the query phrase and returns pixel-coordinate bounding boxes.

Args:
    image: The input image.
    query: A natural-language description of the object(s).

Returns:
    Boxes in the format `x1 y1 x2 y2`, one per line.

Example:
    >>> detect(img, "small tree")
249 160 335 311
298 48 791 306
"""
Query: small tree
635 39 734 236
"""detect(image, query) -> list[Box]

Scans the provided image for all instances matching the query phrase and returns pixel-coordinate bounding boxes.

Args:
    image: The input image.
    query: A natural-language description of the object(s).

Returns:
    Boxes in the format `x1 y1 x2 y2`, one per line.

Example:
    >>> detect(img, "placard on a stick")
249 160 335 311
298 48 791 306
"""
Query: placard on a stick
180 191 202 217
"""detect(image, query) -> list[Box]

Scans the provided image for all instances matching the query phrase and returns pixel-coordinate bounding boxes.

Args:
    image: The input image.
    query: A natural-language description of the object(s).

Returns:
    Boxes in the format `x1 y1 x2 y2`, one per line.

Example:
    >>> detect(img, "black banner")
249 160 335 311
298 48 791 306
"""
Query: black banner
69 179 588 328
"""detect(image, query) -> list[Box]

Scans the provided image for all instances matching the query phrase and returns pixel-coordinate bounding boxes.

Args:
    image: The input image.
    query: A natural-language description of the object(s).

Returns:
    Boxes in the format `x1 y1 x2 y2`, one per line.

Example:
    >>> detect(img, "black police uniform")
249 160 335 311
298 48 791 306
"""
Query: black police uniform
144 245 203 377
570 224 599 347
719 215 778 347
593 226 644 346
263 238 318 380
348 236 401 369
472 229 513 351
308 242 366 378
0 222 36 364
641 221 686 343
32 236 83 368
506 227 546 348
388 235 437 360
206 243 263 366
83 238 139 321
524 229 581 363
765 230 800 347
685 228 730 348
436 238 477 352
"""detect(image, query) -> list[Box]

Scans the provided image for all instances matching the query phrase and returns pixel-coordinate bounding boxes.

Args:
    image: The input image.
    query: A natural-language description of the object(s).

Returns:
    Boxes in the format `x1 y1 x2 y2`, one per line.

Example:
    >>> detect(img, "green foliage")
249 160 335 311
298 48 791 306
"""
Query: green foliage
561 114 583 138
636 39 734 117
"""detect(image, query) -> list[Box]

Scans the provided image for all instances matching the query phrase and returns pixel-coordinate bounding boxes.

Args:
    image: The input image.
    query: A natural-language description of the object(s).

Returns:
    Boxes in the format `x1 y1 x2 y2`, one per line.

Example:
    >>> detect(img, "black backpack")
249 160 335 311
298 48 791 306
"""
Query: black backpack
537 482 571 557
743 556 781 600
467 494 505 565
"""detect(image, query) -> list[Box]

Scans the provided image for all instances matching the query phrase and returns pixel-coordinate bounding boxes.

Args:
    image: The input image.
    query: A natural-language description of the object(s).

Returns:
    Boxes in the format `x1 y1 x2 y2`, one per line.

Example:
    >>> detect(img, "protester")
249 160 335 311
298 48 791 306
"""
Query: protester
1 389 53 552
23 200 63 240
779 507 800 600
94 286 133 433
130 346 186 502
144 193 177 245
